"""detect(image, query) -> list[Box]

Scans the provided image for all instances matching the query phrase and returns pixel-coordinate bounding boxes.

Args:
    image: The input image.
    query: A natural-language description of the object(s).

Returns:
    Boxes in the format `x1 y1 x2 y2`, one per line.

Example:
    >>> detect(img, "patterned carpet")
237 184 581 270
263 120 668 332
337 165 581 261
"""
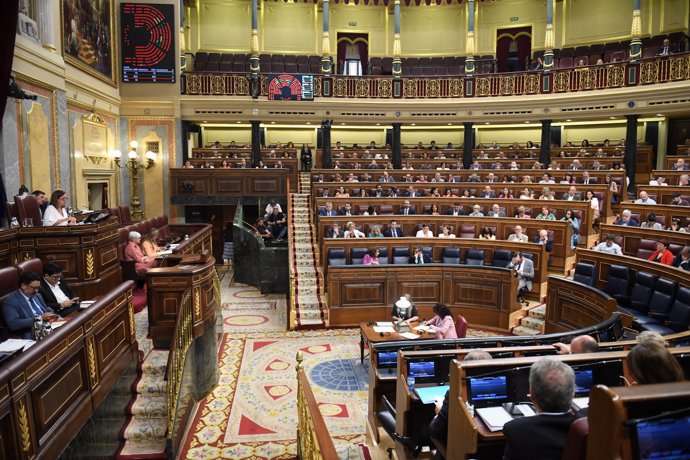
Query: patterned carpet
179 283 370 459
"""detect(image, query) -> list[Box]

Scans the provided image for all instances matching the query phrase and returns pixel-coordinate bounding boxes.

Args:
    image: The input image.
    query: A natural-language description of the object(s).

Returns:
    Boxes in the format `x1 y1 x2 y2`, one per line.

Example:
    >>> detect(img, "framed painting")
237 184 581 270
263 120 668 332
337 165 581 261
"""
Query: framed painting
61 0 116 86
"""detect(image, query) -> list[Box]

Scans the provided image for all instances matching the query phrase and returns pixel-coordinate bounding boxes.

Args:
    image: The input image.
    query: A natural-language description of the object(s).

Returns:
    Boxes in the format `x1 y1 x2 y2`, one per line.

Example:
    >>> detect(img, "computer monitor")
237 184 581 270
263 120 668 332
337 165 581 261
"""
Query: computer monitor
377 351 398 369
629 411 690 460
407 359 437 383
466 375 510 408
574 369 594 396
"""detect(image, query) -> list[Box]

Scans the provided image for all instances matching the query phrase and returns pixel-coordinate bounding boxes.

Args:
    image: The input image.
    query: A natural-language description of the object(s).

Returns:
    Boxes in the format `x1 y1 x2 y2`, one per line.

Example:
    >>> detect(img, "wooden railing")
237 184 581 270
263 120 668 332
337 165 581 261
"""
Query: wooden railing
296 351 338 460
181 53 690 98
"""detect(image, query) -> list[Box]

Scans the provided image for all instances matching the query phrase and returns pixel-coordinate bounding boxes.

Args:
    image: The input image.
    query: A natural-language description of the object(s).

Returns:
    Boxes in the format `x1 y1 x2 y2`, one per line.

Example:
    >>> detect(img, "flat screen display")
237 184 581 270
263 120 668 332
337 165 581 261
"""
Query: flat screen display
574 369 594 396
631 415 690 460
467 375 509 407
267 74 314 101
120 3 176 82
408 360 436 381
377 351 397 369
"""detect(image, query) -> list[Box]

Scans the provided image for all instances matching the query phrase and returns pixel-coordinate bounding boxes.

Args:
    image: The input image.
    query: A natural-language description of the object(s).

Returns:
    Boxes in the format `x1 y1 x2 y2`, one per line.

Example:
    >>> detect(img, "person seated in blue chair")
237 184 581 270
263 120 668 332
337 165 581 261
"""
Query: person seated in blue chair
2 272 57 339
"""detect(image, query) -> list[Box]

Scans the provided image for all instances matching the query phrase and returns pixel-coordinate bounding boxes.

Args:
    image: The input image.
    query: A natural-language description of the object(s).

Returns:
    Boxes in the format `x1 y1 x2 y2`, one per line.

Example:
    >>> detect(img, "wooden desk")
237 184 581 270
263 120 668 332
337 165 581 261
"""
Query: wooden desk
146 256 219 348
0 281 137 459
359 321 437 364
0 218 121 299
329 265 519 329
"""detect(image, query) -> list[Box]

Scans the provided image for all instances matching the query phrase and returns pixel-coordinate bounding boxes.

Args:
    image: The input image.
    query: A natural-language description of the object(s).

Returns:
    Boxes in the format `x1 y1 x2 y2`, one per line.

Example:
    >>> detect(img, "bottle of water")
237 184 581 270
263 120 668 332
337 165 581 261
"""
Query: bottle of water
32 315 43 340
10 217 19 228
407 375 415 392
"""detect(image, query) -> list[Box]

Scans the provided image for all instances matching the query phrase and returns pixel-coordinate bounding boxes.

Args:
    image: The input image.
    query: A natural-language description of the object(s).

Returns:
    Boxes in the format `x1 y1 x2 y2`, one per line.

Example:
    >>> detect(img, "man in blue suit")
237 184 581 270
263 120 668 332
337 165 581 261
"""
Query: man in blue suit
319 202 338 217
2 272 57 339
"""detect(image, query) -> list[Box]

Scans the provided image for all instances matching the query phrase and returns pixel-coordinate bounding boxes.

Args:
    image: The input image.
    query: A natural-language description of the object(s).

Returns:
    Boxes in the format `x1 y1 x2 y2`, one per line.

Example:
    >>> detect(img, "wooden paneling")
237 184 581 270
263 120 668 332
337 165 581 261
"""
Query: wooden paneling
170 169 289 204
327 265 518 329
545 275 618 334
0 282 137 460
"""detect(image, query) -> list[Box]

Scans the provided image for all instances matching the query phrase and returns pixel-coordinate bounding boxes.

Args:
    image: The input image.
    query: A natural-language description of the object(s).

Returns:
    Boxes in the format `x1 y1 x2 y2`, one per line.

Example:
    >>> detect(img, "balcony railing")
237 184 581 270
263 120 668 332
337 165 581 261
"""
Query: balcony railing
181 53 690 99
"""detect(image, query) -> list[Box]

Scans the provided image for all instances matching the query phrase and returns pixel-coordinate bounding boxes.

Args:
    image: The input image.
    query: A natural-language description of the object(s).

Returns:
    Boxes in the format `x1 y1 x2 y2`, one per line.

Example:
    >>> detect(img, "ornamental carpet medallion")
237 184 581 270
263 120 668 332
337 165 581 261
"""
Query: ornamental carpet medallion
179 281 370 459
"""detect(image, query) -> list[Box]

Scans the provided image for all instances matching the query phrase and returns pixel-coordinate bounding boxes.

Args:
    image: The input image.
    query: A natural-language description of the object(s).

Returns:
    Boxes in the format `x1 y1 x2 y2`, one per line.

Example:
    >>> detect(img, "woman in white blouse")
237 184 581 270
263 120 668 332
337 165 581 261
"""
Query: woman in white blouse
437 225 456 238
43 189 77 226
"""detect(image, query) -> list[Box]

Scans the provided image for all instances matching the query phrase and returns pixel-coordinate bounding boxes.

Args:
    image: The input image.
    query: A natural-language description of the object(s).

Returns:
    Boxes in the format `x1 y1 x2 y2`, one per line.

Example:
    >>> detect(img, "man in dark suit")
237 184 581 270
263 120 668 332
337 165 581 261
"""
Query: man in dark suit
319 202 338 217
533 229 554 253
502 358 578 460
370 185 387 197
446 202 465 216
384 220 404 237
39 262 79 317
325 223 343 238
614 209 640 227
337 202 353 216
657 38 676 56
398 200 417 215
507 252 534 304
409 247 431 264
2 272 57 339
562 186 581 201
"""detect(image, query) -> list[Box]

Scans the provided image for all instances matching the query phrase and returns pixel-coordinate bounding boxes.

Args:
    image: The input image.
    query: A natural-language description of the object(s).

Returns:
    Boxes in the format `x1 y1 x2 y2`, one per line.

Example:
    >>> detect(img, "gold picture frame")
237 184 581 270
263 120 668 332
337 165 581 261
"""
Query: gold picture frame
82 114 109 165
61 0 117 86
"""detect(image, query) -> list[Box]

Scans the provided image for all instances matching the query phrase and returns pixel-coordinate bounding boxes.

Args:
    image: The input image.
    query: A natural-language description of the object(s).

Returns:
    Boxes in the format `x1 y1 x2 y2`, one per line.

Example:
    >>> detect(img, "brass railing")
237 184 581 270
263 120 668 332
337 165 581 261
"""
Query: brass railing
181 53 690 98
296 351 338 460
166 288 194 436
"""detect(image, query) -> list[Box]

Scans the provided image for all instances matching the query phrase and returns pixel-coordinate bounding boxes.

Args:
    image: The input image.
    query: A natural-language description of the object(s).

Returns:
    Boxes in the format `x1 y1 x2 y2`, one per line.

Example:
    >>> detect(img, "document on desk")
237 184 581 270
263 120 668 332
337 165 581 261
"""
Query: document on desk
376 322 393 327
399 332 420 339
373 326 395 333
476 406 513 432
156 249 173 256
572 397 589 410
413 325 432 333
0 338 34 353
79 300 96 309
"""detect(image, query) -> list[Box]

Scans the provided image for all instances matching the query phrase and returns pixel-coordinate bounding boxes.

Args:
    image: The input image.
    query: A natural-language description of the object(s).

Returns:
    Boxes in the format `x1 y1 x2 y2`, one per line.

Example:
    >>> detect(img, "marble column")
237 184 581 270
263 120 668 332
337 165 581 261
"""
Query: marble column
249 0 260 73
629 0 642 61
321 0 332 74
392 0 402 78
392 123 401 169
37 0 55 49
540 120 552 167
465 0 476 76
624 115 638 194
543 0 555 71
251 121 261 167
463 122 474 168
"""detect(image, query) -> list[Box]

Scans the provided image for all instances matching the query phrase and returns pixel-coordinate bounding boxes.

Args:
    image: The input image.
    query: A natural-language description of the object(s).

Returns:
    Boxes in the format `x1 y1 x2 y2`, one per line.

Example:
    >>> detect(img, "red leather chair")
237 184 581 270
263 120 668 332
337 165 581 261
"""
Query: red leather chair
561 417 588 460
16 258 43 277
0 266 21 339
107 207 122 224
455 315 468 338
14 195 43 227
118 205 133 225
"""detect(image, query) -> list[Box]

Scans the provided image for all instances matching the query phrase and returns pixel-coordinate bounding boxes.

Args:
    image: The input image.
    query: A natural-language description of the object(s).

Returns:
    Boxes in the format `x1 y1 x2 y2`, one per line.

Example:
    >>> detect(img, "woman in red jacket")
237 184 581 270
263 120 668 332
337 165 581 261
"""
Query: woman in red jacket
648 239 674 265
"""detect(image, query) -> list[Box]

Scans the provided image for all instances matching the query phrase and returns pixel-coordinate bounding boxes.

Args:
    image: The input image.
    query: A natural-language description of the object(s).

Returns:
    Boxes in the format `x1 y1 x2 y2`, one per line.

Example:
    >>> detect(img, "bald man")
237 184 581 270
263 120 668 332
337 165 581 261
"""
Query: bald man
554 335 599 355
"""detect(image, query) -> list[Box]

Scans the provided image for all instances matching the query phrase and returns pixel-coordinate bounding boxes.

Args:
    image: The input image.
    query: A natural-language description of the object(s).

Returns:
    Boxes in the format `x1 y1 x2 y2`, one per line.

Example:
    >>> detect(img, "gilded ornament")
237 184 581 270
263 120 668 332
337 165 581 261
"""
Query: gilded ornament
378 79 392 98
356 79 370 98
18 400 31 453
87 336 98 385
234 76 249 95
210 75 225 95
86 249 95 277
403 79 417 98
476 78 490 97
128 300 135 343
186 75 202 94
427 80 440 98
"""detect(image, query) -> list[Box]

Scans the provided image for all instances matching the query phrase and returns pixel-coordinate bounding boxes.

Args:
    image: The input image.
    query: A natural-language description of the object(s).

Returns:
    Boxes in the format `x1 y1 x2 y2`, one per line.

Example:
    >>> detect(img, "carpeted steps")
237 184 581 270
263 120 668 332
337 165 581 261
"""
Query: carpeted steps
512 304 546 336
290 172 329 328
115 347 169 458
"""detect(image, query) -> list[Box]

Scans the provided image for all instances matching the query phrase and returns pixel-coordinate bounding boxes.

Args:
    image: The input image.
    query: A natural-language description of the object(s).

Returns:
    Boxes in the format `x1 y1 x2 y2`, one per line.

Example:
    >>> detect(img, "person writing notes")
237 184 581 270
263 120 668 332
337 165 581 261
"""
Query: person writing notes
423 303 458 339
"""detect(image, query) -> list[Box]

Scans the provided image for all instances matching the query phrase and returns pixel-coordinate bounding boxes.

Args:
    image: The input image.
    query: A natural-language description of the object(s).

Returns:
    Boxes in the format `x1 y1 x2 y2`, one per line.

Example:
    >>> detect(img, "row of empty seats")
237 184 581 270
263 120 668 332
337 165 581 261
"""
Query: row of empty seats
328 246 530 267
571 262 690 335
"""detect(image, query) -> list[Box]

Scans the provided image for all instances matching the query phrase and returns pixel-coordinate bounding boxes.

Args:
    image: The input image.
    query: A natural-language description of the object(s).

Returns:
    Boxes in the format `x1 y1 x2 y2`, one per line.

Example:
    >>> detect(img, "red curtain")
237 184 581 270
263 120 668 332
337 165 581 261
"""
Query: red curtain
496 27 531 72
337 33 368 75
1 0 20 121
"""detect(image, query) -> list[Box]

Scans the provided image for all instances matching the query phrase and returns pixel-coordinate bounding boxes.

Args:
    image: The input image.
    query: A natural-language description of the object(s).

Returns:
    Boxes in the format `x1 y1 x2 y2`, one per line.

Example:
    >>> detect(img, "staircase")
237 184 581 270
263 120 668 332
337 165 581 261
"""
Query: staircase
290 172 328 328
512 304 546 336
116 349 169 458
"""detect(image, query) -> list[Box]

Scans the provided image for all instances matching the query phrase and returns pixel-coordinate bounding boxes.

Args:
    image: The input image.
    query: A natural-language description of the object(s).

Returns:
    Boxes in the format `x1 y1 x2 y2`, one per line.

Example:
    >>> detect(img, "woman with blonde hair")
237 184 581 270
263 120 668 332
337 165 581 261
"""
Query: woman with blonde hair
142 228 165 258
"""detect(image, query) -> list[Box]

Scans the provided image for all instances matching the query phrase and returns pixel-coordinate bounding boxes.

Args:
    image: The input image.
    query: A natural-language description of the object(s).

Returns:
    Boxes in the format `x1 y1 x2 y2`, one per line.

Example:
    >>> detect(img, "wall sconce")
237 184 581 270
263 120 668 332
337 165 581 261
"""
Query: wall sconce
112 140 157 221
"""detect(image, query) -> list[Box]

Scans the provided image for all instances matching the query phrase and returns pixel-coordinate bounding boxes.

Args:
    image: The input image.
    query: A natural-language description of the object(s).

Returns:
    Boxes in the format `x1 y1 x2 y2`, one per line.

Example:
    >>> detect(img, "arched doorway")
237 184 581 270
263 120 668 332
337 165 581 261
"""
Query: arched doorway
337 33 368 76
496 27 532 72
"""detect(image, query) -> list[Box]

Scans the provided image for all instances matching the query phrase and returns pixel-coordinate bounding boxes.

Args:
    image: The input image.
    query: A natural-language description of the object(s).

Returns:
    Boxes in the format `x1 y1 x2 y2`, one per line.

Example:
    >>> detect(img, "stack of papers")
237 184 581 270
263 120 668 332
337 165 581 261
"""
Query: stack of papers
156 249 173 256
572 397 589 410
399 332 420 339
373 326 395 333
414 325 432 333
51 320 67 329
0 338 34 353
79 300 96 309
376 322 393 327
476 406 514 432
